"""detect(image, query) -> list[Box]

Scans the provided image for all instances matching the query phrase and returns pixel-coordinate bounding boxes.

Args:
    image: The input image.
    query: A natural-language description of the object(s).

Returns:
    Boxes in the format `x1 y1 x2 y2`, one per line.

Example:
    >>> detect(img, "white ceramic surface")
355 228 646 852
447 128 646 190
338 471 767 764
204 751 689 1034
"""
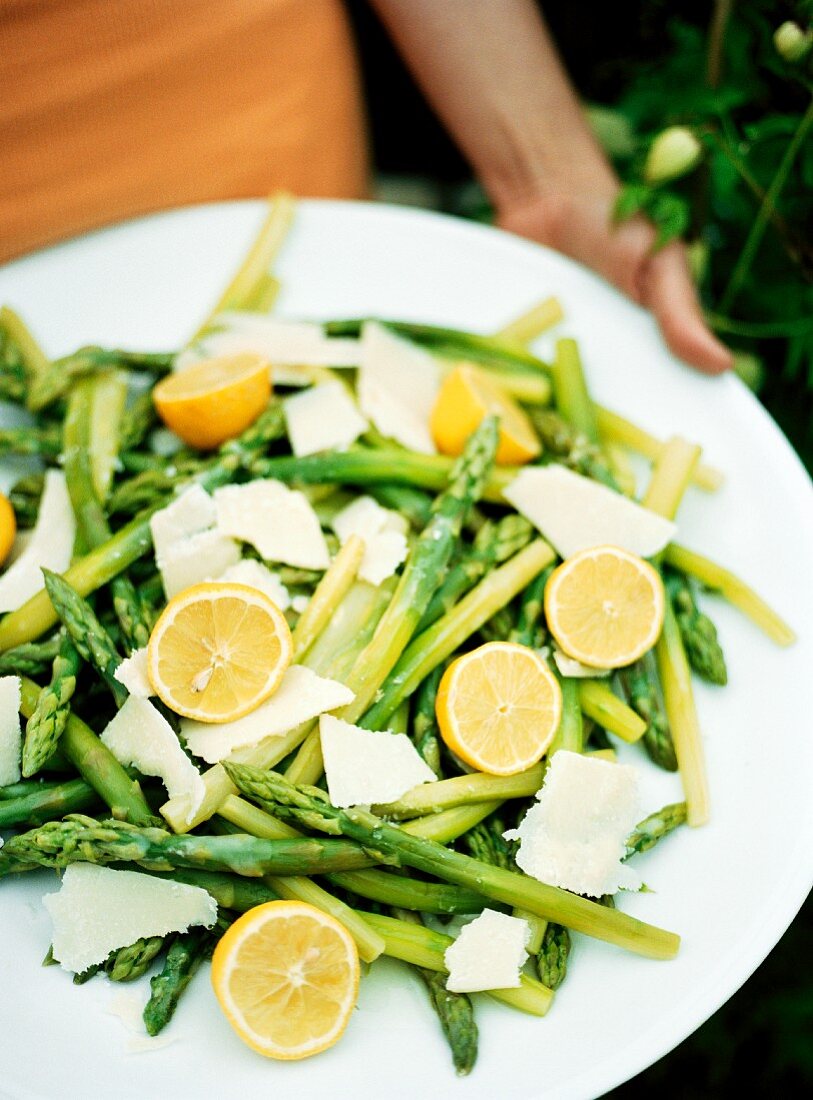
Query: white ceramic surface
0 200 811 1100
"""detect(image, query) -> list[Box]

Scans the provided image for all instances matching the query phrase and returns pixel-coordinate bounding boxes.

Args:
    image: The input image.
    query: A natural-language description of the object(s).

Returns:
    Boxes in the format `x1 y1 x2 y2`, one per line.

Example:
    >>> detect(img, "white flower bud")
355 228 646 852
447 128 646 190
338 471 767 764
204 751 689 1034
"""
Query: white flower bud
643 127 703 184
773 21 812 63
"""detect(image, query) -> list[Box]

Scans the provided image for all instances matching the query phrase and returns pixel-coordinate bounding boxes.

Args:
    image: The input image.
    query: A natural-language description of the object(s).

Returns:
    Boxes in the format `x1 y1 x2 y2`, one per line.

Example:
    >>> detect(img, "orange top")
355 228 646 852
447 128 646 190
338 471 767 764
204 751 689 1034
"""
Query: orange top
0 0 369 263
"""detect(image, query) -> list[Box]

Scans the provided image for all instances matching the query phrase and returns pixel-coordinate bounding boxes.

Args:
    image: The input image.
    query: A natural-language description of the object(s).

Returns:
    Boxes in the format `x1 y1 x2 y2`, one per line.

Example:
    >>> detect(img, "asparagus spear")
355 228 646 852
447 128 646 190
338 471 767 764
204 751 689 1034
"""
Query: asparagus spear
22 632 82 777
461 816 514 870
18 677 155 826
336 417 499 725
0 425 62 458
0 776 98 828
0 305 50 382
326 870 486 916
368 483 433 528
550 338 600 443
8 474 44 529
223 765 681 960
665 570 727 685
625 802 688 858
0 636 62 677
143 928 216 1036
412 667 443 777
620 653 676 771
393 907 478 1076
360 540 556 731
418 514 533 631
530 409 619 489
106 936 166 982
27 346 173 412
373 766 544 820
537 923 570 990
509 565 552 648
0 813 389 879
119 390 159 452
107 458 205 516
42 570 128 708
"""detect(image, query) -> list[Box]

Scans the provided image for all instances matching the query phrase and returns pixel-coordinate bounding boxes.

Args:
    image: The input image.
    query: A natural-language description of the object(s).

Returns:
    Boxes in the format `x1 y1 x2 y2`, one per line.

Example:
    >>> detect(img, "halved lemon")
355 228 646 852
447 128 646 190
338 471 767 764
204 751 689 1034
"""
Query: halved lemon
544 545 665 668
146 582 292 722
430 363 541 465
0 491 16 567
152 352 271 450
211 900 360 1060
436 641 562 775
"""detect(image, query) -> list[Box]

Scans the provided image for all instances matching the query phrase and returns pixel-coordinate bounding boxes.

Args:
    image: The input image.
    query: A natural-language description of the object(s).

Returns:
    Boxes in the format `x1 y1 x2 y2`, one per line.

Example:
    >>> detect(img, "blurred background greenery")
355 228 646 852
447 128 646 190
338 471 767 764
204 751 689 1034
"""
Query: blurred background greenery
347 0 813 1091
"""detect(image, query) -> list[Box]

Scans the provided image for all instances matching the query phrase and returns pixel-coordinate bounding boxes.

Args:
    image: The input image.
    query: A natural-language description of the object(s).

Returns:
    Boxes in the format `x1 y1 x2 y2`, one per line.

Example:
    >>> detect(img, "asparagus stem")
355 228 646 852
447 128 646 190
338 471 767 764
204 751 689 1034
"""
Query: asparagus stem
360 911 554 1017
494 296 564 345
373 766 544 820
19 678 155 825
0 776 98 828
254 447 514 503
549 676 584 755
0 813 387 878
0 306 50 381
21 632 81 777
190 193 296 341
625 802 687 858
418 514 533 632
550 338 600 443
664 543 795 646
656 604 710 827
0 637 62 677
143 928 214 1035
594 406 723 493
291 535 364 660
641 437 700 521
42 570 128 707
509 565 552 648
361 540 556 731
401 802 503 843
119 391 159 452
537 923 571 990
529 408 620 490
89 371 128 501
368 484 433 529
665 570 727 685
107 936 166 982
620 653 677 771
0 426 63 458
577 680 646 743
224 765 681 960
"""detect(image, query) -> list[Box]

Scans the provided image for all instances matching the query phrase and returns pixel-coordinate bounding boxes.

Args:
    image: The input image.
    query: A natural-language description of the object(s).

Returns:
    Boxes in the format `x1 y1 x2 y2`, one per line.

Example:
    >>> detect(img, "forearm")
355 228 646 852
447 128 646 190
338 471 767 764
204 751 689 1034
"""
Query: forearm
368 0 616 208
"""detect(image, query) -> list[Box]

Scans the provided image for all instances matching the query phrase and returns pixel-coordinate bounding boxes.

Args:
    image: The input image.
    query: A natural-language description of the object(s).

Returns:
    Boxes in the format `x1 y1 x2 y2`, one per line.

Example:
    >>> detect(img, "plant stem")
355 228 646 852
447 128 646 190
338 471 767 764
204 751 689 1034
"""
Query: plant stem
594 406 722 492
550 339 600 443
372 766 544 820
494 297 564 345
577 681 646 743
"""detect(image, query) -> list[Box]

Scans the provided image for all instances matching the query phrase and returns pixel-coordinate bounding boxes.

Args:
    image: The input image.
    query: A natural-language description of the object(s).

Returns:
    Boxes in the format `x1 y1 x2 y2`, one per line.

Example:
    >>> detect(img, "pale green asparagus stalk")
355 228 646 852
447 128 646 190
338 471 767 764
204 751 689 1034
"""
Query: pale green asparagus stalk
372 766 544 820
0 306 50 381
665 570 727 684
21 632 81 777
494 296 564 345
625 802 687 858
577 680 646 743
224 764 681 960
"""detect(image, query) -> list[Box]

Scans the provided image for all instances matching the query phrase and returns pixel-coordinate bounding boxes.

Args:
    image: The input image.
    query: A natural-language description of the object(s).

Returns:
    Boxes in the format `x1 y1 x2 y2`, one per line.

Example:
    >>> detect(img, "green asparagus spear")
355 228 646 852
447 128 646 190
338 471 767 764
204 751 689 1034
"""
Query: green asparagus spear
537 923 570 990
0 306 50 382
18 677 155 825
41 571 128 708
530 408 619 489
106 936 166 982
143 928 216 1036
412 667 443 777
620 653 677 771
223 765 680 960
368 484 434 528
625 802 688 858
119 390 159 452
0 636 62 677
418 514 533 631
0 777 98 828
107 458 206 516
27 346 172 412
22 632 82 777
461 816 515 870
509 565 552 648
0 813 389 879
665 570 727 685
8 474 44 528
326 870 486 915
0 425 62 458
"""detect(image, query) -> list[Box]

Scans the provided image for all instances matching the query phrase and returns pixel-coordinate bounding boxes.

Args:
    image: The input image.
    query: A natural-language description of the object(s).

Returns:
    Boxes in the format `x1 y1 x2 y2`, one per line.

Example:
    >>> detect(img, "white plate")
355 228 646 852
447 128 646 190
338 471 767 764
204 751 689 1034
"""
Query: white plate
0 200 811 1100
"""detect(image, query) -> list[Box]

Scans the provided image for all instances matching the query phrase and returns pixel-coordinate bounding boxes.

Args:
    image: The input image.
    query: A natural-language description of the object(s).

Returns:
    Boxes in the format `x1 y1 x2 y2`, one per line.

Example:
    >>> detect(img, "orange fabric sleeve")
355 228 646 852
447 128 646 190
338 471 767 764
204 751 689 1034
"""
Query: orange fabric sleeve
0 0 369 262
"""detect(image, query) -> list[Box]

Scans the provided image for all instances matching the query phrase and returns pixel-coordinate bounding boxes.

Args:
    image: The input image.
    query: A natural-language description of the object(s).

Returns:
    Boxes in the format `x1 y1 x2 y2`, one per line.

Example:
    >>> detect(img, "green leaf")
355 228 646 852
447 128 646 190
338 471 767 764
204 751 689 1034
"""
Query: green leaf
612 184 653 224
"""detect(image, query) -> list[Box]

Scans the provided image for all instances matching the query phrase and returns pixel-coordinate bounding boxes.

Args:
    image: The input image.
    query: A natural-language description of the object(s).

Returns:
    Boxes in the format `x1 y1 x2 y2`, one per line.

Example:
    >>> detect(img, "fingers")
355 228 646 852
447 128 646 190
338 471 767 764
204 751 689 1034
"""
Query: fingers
641 242 733 375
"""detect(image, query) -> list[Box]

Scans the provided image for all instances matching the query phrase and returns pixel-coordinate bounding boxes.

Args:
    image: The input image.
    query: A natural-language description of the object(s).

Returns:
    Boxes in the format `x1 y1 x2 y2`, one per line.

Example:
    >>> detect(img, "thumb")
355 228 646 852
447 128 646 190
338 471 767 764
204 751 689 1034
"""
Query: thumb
641 242 732 374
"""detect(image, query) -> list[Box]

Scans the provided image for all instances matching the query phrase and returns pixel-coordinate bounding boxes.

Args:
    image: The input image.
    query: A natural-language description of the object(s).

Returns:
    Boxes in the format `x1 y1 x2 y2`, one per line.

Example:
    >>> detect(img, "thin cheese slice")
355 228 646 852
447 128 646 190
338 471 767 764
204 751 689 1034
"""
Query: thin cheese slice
216 559 291 611
320 714 437 808
358 321 440 454
114 648 152 698
0 676 22 786
505 750 642 897
284 380 368 456
149 484 215 560
159 529 241 599
331 496 408 586
0 470 76 612
444 910 531 993
182 665 354 763
44 863 217 973
503 465 676 559
101 696 206 823
214 479 330 570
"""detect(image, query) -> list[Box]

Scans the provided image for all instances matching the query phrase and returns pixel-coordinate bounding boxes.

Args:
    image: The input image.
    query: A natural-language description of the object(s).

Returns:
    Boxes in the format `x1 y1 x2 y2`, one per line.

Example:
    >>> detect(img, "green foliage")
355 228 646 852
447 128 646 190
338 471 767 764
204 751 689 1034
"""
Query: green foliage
604 3 813 469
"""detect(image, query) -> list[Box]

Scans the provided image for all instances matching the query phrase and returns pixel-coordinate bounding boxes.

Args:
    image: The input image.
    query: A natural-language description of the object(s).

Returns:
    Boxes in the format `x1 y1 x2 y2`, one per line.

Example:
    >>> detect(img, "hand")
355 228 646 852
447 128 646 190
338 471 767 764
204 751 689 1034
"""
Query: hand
498 190 732 375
